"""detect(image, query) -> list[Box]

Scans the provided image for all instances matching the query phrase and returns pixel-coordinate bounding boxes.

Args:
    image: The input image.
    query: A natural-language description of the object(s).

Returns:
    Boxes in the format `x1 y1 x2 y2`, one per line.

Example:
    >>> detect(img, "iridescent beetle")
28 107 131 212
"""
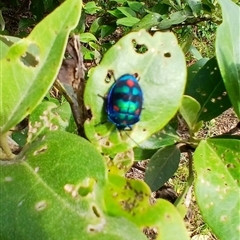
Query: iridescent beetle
105 73 143 130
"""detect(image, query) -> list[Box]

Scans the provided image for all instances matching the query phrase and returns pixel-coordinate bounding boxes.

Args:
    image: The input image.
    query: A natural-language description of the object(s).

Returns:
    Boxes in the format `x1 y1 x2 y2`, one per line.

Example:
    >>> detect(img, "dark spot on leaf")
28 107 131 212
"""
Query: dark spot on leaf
207 168 211 171
164 52 171 58
226 163 236 169
92 205 100 217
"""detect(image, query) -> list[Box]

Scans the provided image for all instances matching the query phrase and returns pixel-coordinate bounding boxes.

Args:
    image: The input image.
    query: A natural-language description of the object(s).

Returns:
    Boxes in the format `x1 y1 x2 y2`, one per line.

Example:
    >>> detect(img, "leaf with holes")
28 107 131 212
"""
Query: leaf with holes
0 0 82 134
27 100 74 143
216 0 240 118
139 124 180 150
0 131 146 239
144 145 181 191
104 174 190 240
186 58 208 87
194 138 240 240
84 30 186 155
185 57 232 122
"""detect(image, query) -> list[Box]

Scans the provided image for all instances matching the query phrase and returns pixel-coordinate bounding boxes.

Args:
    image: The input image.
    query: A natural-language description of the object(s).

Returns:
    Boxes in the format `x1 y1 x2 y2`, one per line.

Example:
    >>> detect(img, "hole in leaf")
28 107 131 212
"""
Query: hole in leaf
87 108 93 120
105 70 114 83
33 145 47 155
78 178 96 197
164 52 171 58
132 39 148 54
20 43 39 67
35 200 47 211
226 163 236 169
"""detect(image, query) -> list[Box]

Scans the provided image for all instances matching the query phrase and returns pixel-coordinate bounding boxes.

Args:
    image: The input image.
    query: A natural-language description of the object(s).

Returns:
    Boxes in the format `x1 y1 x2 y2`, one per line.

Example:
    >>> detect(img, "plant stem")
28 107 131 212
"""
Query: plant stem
174 150 194 207
0 132 15 160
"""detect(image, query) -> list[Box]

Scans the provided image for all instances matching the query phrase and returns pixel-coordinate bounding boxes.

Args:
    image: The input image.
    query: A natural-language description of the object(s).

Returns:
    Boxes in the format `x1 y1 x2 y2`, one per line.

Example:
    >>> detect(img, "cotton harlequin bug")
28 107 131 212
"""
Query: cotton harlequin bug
105 73 143 130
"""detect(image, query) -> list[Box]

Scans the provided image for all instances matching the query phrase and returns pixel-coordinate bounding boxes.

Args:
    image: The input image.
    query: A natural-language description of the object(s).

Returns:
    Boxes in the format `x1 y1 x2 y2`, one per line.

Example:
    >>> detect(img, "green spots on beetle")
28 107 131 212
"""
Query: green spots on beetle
113 85 130 94
116 99 140 113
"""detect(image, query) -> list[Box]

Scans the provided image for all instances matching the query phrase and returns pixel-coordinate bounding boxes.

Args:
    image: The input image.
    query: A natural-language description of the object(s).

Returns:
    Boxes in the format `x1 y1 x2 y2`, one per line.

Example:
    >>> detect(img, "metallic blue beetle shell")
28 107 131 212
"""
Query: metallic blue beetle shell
106 74 143 130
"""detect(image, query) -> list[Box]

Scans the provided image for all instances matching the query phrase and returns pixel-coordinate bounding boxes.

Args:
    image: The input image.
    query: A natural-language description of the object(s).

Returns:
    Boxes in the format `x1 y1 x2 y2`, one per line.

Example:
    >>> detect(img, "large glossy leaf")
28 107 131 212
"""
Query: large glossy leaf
0 131 146 239
194 138 240 240
185 57 231 121
0 0 82 134
144 145 181 191
84 30 186 154
216 0 240 118
104 174 190 240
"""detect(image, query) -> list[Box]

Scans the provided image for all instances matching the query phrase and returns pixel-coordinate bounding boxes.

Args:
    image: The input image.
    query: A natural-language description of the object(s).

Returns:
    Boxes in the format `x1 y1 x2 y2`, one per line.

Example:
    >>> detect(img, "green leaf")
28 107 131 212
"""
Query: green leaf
28 100 74 142
194 138 240 240
134 148 157 161
105 174 189 240
84 30 186 154
116 16 140 27
0 0 82 134
134 124 179 160
111 0 127 3
0 131 148 239
158 11 188 29
189 45 203 60
89 17 104 34
179 29 193 54
127 1 144 12
179 95 201 130
117 6 137 17
80 32 97 43
185 57 232 122
152 3 169 14
216 0 240 118
30 0 45 21
186 0 202 15
84 1 100 14
140 124 180 149
187 58 208 85
18 18 36 30
107 9 125 18
144 145 180 191
100 25 116 38
132 13 161 31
